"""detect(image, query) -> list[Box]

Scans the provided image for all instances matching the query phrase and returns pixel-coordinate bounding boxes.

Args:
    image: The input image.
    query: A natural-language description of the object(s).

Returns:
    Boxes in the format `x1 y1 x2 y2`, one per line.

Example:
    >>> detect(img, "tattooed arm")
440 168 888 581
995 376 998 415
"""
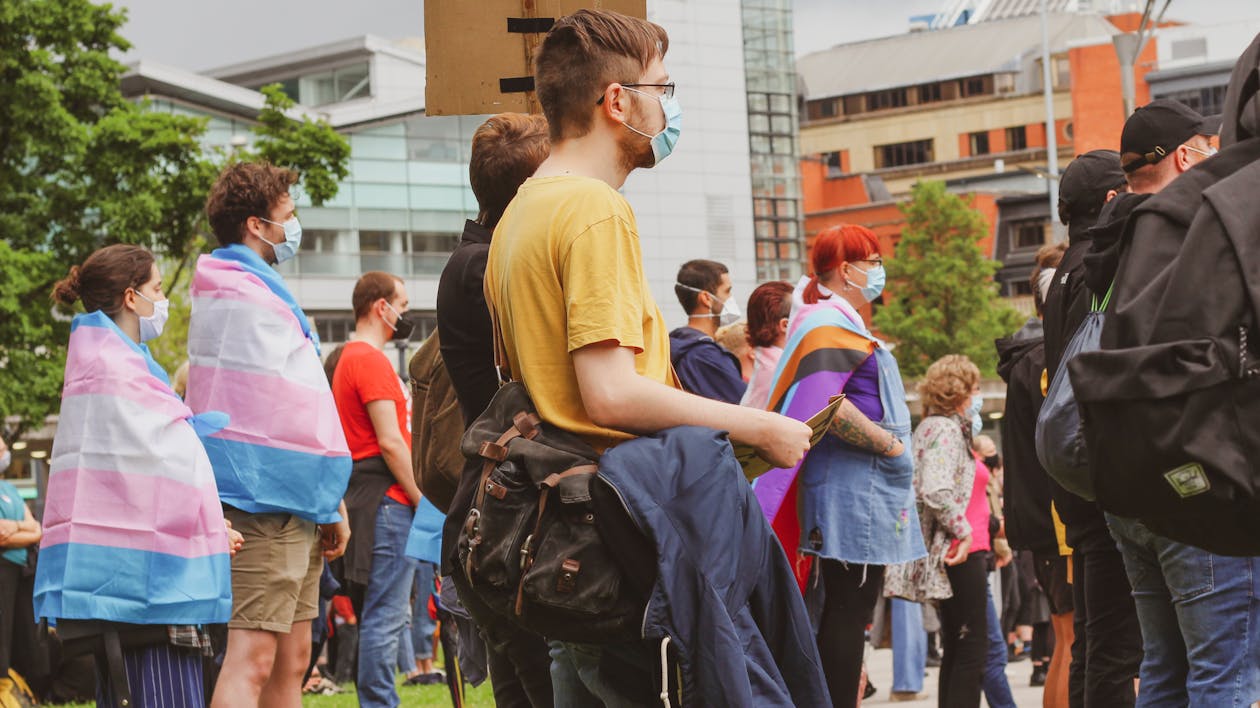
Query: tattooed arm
829 399 904 456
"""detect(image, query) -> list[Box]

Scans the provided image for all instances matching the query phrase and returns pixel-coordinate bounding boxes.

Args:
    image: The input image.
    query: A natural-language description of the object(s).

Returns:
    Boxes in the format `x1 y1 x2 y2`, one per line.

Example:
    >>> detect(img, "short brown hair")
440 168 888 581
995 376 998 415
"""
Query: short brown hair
675 259 728 313
918 354 981 417
535 9 669 141
352 271 404 321
52 244 155 315
206 162 298 246
470 114 550 229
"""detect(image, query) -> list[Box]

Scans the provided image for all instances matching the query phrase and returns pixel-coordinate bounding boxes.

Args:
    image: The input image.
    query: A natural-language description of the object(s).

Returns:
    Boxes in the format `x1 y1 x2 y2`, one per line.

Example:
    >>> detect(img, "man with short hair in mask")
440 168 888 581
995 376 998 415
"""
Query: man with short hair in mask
330 271 424 708
669 259 748 403
191 162 352 708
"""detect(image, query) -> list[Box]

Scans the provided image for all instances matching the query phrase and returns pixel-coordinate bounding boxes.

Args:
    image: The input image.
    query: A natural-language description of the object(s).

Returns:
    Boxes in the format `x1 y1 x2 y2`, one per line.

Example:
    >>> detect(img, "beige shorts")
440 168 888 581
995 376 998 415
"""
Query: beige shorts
223 507 322 633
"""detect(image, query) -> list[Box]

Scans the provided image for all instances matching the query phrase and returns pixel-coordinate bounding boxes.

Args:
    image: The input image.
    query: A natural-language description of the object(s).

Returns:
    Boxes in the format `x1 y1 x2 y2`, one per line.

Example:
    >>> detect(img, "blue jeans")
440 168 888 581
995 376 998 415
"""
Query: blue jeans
411 562 437 661
891 599 926 693
549 641 658 708
983 580 1017 708
357 499 417 708
1108 514 1260 707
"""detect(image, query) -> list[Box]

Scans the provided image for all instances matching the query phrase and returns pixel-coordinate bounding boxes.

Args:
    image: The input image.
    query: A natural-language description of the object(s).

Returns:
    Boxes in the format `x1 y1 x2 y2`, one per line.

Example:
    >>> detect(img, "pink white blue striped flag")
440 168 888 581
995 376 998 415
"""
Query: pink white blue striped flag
35 311 233 625
187 245 351 523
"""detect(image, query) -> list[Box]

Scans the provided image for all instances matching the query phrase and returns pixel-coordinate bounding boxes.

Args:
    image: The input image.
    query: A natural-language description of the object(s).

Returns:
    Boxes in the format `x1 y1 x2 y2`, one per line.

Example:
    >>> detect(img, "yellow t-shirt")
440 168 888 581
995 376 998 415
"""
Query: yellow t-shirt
484 175 677 451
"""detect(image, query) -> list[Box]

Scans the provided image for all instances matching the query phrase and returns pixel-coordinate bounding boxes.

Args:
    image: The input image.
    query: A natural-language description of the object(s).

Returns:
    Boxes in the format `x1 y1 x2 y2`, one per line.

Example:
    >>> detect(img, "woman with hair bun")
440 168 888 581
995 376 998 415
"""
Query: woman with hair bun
37 244 241 708
752 224 925 706
740 280 793 410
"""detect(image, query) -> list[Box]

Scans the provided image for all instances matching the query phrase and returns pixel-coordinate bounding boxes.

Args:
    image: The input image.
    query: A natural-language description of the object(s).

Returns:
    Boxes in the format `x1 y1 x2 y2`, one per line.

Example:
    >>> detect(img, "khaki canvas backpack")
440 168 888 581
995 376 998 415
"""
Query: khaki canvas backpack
409 331 465 512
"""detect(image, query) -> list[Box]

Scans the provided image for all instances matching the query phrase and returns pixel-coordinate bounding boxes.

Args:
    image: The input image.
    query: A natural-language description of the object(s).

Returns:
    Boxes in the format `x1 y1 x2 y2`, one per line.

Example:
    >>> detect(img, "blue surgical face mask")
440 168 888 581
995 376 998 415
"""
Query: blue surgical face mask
0 450 9 474
623 87 682 166
259 216 303 264
845 262 886 303
970 394 984 436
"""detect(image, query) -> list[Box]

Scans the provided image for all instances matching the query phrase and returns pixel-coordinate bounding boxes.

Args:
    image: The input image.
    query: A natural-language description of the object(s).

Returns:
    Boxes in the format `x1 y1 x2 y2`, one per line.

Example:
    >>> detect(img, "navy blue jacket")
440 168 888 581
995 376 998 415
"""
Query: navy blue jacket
668 326 746 404
600 427 830 708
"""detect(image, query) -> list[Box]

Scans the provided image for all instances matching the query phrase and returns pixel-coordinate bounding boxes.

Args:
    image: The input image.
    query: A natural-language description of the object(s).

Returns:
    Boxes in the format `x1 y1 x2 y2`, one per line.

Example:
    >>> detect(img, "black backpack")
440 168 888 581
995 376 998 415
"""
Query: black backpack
1068 41 1260 555
449 380 652 643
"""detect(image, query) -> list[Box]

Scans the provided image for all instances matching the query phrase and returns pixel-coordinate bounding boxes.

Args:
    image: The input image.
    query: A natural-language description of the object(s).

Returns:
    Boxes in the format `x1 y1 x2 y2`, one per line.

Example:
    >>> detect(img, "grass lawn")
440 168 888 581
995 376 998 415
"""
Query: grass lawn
60 675 496 707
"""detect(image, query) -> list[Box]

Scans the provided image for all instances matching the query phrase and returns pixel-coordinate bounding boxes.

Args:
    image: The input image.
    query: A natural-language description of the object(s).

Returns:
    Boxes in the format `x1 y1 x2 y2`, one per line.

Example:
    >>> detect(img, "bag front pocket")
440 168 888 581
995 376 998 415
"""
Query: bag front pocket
467 460 536 590
520 502 625 616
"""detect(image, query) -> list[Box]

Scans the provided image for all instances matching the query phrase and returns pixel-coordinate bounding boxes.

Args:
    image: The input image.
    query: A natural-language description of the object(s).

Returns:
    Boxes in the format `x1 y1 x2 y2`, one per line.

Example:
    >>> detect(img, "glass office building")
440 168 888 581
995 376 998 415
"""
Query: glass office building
741 0 804 281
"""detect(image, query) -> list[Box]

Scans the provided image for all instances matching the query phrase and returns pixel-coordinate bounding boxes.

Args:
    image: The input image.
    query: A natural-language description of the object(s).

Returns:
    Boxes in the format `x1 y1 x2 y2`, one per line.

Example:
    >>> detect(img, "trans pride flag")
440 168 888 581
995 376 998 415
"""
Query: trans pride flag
187 245 350 524
35 312 233 625
752 285 876 588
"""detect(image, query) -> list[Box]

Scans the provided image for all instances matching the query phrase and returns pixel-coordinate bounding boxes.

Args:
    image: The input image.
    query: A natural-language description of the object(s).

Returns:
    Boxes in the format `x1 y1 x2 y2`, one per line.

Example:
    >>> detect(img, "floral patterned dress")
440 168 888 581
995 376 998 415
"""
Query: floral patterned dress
883 413 975 602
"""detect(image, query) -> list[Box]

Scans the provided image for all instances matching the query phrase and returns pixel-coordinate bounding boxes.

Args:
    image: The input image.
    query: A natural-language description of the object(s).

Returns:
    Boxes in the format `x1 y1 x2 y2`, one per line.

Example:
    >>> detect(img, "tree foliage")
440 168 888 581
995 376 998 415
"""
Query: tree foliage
873 181 1024 378
0 0 351 430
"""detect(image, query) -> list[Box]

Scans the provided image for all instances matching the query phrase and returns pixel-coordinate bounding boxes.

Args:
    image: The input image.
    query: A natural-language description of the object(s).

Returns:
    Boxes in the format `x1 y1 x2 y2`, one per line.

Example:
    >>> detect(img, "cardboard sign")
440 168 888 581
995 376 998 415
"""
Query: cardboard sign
425 0 647 116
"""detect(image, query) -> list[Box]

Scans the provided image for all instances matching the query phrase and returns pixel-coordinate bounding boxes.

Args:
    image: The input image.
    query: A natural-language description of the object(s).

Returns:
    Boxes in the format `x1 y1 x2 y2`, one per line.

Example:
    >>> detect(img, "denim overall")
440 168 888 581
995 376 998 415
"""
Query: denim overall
797 317 926 566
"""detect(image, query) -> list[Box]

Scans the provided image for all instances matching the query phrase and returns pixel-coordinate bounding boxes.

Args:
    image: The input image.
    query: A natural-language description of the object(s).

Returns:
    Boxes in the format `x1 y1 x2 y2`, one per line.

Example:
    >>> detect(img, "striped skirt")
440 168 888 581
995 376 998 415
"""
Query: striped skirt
95 642 205 708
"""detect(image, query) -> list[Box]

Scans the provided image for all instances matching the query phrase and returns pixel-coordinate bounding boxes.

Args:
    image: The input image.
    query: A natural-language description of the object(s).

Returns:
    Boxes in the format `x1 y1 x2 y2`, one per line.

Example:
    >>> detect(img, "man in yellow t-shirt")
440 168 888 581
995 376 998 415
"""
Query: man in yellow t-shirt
483 8 812 704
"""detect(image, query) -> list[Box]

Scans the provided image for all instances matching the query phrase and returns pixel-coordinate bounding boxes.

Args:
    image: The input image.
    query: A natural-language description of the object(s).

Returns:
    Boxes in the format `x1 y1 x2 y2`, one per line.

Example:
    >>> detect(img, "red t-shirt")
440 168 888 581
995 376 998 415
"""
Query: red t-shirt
331 341 413 506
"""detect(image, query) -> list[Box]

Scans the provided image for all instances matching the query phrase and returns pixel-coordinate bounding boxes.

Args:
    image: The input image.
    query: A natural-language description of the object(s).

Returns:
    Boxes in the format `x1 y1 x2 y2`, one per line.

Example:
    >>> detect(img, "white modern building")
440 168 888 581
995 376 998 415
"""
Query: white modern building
121 0 764 359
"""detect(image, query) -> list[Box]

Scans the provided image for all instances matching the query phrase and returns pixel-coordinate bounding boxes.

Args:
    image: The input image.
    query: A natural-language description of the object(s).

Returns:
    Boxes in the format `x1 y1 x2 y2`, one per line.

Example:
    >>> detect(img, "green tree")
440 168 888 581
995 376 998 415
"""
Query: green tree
873 181 1024 378
0 0 350 429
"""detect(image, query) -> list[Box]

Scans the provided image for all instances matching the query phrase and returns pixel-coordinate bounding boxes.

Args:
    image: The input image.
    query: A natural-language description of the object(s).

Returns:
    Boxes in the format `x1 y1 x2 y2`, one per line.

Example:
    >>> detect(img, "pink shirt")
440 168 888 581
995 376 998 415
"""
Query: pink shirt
966 454 992 553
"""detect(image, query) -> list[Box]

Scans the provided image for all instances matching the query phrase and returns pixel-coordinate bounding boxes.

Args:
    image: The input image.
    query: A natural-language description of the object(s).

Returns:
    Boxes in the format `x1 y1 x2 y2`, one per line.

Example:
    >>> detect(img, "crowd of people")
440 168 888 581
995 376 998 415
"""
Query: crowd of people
6 7 1259 708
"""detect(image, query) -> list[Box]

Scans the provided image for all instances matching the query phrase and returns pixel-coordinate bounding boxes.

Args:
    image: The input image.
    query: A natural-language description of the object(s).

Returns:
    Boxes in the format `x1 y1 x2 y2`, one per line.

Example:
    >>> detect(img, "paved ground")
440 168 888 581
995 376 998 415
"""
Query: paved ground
862 644 1047 707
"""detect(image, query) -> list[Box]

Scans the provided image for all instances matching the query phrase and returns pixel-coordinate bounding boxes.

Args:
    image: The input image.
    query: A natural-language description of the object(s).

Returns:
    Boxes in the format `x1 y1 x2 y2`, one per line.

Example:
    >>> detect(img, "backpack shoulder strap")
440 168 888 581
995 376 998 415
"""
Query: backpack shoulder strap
487 299 513 385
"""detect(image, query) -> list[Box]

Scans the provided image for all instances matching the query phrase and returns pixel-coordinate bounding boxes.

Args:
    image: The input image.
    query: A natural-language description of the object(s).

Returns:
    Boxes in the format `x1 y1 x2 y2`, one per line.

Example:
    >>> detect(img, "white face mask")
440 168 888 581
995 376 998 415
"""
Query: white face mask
676 282 742 325
134 290 169 342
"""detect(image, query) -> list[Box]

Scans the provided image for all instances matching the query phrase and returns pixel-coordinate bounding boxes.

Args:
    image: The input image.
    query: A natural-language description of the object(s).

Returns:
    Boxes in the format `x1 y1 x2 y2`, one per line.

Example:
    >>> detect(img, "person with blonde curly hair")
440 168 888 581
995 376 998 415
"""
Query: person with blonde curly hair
889 354 987 707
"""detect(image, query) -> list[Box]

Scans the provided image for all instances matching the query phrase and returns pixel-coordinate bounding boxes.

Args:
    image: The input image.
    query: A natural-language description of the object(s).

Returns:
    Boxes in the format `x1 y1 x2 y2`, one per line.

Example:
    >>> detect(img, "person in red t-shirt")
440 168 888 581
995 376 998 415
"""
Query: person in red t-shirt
330 271 421 708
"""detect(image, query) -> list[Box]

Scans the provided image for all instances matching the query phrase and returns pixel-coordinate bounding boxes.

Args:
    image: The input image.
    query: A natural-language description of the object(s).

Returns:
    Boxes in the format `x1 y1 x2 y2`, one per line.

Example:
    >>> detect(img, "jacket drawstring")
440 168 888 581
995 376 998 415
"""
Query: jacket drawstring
659 636 673 708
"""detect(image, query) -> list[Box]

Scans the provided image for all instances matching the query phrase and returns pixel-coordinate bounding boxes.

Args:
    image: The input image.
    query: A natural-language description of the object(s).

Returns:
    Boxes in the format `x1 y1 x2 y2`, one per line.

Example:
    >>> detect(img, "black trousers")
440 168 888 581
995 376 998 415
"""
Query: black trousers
939 552 989 708
482 622 555 708
1069 541 1142 708
815 560 884 708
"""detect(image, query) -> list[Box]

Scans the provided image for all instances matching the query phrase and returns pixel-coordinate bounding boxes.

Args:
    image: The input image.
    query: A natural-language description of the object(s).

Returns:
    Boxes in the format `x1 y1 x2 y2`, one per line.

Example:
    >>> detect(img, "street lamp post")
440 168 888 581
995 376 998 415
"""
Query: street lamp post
1041 0 1062 241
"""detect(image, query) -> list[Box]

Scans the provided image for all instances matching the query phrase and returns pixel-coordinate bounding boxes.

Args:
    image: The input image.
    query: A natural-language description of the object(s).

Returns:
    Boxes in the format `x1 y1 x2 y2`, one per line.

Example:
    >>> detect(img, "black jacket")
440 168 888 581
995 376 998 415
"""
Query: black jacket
996 319 1058 554
436 220 497 428
1068 34 1260 553
1040 207 1114 550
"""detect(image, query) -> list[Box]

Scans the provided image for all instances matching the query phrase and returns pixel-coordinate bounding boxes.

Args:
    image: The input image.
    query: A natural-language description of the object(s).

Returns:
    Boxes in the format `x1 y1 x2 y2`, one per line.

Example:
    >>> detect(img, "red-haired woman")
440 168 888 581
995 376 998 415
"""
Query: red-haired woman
752 224 925 706
740 280 793 409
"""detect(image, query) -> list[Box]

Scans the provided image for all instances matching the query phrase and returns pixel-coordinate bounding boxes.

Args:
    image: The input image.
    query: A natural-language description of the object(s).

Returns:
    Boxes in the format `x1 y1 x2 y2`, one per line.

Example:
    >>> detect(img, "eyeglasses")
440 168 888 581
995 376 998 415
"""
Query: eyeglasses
596 82 676 105
855 258 884 267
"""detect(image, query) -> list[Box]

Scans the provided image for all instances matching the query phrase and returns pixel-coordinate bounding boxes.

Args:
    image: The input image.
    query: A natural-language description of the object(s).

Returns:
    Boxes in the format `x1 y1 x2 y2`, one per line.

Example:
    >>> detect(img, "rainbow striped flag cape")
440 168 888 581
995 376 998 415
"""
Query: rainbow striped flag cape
752 289 876 584
187 245 351 524
35 311 233 625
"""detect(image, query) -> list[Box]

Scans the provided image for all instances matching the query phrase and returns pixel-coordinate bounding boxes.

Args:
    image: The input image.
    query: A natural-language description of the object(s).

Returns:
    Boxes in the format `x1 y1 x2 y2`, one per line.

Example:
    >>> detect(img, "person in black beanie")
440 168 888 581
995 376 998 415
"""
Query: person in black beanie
1040 149 1143 708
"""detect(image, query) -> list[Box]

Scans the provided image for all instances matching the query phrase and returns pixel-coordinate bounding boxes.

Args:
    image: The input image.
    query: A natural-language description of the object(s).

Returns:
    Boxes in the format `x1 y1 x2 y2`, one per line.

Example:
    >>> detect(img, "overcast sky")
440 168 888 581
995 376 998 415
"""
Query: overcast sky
115 0 1260 71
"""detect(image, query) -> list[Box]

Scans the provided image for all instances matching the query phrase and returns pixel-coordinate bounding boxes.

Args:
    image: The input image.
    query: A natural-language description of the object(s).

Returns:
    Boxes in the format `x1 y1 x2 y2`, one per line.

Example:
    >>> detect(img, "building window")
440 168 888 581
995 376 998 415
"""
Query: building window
1006 126 1028 151
962 76 991 97
1155 87 1228 119
919 82 943 103
1004 279 1034 298
1009 220 1046 251
808 98 839 120
969 131 990 156
867 88 908 111
822 151 845 176
312 313 355 345
289 62 371 106
874 139 934 168
1054 57 1072 89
